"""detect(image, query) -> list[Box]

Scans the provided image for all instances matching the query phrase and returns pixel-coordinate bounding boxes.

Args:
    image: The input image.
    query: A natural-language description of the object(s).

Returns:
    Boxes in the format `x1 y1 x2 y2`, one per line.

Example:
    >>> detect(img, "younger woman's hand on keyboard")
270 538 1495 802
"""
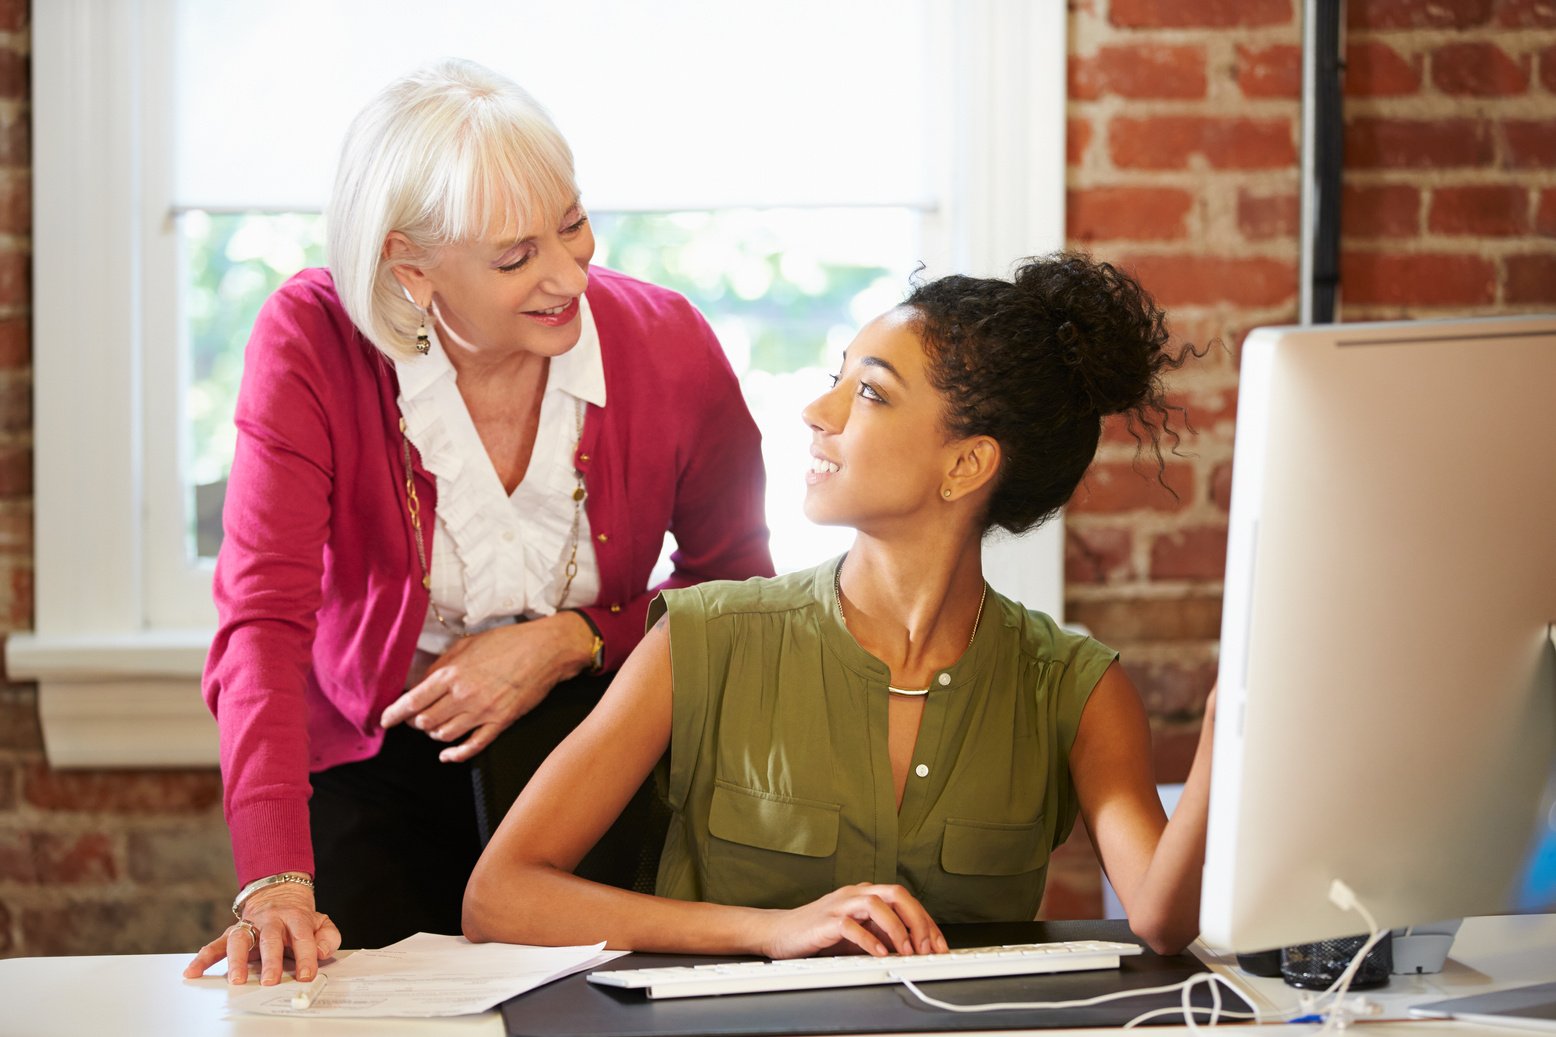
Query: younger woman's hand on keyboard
759 882 949 960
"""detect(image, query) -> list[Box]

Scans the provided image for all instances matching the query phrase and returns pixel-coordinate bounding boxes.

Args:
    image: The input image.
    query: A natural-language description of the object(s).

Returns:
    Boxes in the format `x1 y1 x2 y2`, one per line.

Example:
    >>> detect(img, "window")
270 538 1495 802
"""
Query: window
13 0 1066 765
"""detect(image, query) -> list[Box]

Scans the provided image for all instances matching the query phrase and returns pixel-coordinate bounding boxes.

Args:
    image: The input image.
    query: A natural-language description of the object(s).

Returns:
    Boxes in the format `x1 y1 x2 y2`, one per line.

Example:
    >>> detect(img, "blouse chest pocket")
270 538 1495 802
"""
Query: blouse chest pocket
925 816 1051 923
703 780 840 909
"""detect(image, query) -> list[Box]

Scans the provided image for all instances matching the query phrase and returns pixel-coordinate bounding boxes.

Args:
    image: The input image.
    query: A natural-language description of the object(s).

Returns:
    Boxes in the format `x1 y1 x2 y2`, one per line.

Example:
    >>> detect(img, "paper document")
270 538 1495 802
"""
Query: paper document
226 932 624 1017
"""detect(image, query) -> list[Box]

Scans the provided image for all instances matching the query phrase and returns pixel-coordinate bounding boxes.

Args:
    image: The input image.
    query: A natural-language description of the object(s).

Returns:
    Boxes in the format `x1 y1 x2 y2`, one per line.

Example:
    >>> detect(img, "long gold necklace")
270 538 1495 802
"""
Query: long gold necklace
400 397 587 636
833 557 987 697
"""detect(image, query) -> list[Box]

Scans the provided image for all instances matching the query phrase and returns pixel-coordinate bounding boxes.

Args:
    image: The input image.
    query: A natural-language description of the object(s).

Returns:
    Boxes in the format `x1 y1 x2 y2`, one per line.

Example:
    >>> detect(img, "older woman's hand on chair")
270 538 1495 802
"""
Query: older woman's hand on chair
379 611 599 764
183 884 340 984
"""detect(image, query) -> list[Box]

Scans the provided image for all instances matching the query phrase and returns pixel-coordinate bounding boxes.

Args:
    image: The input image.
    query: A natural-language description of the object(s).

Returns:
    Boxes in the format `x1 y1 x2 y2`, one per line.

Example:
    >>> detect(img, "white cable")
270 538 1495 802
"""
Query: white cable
896 969 1291 1028
1129 999 1313 1029
1314 929 1389 1035
896 885 1387 1032
895 974 1197 1013
1185 971 1223 1034
1303 880 1388 1034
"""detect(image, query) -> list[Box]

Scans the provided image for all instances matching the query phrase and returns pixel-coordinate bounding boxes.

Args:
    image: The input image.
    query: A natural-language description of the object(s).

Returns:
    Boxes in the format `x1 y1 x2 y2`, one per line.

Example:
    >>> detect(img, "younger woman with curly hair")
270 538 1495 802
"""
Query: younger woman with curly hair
463 253 1215 958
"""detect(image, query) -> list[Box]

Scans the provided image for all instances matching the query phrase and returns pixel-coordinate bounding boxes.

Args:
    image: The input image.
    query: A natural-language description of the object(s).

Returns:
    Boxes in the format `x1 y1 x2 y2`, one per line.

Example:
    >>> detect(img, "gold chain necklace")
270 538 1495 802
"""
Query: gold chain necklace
401 397 587 636
833 557 986 697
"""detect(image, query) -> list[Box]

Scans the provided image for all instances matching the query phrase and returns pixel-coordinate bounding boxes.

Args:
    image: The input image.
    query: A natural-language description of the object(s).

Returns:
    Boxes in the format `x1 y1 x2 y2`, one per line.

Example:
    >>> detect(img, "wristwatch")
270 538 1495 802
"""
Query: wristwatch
570 608 606 674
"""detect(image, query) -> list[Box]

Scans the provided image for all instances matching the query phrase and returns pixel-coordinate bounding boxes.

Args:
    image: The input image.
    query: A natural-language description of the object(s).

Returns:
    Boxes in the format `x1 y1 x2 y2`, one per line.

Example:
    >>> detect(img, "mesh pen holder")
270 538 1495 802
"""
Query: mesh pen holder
1280 931 1393 990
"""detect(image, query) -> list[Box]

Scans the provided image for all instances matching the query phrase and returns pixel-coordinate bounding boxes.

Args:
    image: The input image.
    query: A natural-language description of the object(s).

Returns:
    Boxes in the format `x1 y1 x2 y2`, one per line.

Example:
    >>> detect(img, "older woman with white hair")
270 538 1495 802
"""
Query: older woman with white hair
183 58 772 985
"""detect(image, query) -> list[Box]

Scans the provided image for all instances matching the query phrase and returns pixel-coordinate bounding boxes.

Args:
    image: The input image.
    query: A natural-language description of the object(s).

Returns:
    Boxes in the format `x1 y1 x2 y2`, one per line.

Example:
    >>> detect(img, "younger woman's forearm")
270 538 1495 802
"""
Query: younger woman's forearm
462 862 773 955
1126 712 1215 954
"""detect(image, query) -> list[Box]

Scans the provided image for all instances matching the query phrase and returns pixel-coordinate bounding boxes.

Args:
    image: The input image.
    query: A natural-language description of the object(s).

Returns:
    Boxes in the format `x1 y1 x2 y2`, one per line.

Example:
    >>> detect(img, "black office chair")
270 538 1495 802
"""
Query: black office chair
470 670 670 894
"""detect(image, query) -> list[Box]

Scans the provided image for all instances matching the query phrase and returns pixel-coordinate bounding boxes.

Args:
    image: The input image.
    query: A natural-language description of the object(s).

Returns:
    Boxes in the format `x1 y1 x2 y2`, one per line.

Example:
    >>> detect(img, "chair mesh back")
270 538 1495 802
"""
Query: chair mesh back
471 670 671 893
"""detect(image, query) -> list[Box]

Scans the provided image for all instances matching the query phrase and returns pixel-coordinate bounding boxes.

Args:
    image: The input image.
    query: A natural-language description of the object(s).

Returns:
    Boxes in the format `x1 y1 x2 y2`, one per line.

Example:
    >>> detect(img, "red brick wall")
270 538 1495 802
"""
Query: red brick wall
2 0 1553 953
1043 0 1556 919
1342 0 1556 315
0 0 36 958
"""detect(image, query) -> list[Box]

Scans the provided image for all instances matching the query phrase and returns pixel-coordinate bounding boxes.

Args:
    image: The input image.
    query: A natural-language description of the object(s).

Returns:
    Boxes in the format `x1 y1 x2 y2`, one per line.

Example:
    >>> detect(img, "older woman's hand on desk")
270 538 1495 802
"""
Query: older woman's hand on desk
380 613 597 764
759 883 949 960
182 884 339 985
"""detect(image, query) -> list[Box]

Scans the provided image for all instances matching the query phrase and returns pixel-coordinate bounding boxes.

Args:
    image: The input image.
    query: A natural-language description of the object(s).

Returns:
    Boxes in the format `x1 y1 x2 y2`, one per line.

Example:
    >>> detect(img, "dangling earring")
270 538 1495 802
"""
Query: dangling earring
942 488 953 499
415 308 431 355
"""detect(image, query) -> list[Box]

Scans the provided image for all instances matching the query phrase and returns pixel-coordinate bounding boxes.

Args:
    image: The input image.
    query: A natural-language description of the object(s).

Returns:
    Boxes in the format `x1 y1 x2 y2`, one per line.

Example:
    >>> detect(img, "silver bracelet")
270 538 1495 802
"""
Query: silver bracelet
232 871 315 919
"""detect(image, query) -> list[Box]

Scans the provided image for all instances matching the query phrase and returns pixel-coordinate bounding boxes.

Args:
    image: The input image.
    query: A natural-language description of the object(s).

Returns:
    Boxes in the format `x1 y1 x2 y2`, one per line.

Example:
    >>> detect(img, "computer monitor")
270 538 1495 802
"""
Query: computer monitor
1200 313 1556 953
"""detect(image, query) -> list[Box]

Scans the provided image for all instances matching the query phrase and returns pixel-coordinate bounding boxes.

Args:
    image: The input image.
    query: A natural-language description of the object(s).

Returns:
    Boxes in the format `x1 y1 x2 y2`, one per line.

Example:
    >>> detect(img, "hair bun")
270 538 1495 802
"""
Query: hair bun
904 251 1196 535
1014 254 1166 418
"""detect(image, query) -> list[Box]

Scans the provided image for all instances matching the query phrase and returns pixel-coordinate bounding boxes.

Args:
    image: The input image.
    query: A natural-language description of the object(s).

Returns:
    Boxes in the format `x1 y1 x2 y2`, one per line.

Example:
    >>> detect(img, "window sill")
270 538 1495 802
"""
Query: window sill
4 630 217 768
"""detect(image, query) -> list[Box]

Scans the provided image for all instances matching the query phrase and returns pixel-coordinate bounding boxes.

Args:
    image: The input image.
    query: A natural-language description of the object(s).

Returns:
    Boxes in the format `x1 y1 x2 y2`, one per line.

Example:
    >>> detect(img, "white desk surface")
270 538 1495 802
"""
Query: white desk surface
1 915 1552 1037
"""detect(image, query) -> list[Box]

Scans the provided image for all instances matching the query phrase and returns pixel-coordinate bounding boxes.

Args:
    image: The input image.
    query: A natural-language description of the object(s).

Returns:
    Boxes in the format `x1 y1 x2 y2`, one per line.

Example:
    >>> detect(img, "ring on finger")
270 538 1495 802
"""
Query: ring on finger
232 919 259 944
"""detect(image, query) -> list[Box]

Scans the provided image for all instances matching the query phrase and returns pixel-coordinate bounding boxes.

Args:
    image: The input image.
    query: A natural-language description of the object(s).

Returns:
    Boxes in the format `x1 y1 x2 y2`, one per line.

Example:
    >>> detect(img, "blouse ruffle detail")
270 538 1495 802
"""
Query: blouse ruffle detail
393 306 605 650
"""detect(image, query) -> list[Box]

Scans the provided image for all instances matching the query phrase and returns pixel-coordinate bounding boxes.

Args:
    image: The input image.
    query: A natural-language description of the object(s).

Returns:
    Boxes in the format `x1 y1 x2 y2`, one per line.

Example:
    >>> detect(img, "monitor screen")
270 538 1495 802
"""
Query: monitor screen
1200 313 1556 953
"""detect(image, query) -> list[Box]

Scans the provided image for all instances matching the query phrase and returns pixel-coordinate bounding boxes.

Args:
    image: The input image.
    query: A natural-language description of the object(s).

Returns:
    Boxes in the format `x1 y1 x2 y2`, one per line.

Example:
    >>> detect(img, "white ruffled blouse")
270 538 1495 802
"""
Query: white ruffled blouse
395 297 607 656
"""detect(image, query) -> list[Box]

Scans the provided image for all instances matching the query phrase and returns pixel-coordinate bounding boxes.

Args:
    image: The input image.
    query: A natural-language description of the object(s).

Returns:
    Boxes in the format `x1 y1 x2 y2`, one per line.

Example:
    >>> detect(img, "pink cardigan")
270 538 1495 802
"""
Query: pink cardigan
204 266 773 884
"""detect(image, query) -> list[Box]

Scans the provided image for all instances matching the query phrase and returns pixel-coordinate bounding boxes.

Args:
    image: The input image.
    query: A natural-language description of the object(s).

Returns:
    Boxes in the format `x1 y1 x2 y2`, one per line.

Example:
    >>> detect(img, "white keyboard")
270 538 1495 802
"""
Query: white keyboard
586 940 1142 999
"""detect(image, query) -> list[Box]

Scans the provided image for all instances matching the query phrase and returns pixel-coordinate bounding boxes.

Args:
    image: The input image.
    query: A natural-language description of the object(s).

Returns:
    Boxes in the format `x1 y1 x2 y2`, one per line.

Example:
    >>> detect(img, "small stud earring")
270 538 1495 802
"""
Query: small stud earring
415 309 431 355
942 488 953 499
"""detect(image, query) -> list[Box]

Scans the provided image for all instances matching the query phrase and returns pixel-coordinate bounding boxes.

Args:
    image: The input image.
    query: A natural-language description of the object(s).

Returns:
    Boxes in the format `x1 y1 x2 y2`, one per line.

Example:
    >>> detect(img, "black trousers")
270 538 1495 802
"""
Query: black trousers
308 670 667 950
309 722 483 949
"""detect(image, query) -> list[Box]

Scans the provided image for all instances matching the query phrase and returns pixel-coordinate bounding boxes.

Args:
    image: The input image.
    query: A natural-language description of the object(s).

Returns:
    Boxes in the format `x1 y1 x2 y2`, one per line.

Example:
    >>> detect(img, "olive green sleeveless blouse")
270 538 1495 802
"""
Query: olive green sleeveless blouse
647 557 1117 923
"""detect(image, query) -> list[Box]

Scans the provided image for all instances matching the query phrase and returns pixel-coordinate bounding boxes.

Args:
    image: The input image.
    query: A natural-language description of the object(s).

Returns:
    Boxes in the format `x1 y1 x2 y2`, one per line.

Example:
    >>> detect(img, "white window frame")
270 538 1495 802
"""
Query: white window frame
8 0 1067 766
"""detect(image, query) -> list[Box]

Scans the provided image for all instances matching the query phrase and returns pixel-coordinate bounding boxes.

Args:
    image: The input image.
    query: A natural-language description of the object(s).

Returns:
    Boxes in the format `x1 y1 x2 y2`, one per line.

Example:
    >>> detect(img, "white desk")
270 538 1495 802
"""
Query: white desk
1 915 1552 1037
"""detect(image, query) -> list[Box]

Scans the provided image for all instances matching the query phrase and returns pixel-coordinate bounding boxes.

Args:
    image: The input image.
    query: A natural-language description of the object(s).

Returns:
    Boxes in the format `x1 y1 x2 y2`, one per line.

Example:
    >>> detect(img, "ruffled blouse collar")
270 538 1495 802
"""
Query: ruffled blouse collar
393 297 606 632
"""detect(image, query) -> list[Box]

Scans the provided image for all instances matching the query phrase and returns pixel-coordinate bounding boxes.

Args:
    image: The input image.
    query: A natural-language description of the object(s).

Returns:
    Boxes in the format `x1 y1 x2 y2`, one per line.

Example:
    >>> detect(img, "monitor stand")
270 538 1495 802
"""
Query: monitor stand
1515 622 1556 912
